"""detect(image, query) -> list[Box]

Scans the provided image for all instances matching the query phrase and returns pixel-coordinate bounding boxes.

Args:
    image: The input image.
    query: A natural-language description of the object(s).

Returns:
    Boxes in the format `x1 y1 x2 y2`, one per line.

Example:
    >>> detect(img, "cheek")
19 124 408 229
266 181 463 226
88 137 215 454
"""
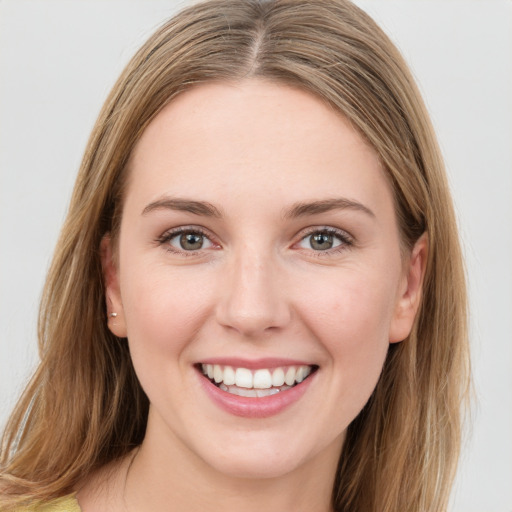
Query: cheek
296 267 398 396
301 269 397 345
119 258 216 364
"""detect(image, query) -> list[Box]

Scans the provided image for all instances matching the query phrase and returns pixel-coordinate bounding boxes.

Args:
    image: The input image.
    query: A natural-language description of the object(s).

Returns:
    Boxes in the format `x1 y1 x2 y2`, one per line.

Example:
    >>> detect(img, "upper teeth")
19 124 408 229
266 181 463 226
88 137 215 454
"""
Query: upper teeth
201 364 312 389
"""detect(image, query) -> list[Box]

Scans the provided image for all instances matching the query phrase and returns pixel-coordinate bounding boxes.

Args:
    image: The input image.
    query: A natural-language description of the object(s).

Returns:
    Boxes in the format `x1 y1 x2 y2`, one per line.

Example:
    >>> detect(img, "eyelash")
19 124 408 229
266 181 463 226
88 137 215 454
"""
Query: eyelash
296 227 354 257
156 226 216 257
156 226 354 257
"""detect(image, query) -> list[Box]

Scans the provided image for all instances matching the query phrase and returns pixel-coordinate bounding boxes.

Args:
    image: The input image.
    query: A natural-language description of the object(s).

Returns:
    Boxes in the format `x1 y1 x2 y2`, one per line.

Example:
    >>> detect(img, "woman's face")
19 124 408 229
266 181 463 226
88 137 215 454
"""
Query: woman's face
104 80 425 481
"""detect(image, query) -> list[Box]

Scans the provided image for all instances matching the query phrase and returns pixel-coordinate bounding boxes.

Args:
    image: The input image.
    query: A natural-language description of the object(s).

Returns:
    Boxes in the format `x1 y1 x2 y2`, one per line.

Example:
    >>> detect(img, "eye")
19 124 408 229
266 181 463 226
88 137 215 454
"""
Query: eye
159 228 215 252
296 228 352 252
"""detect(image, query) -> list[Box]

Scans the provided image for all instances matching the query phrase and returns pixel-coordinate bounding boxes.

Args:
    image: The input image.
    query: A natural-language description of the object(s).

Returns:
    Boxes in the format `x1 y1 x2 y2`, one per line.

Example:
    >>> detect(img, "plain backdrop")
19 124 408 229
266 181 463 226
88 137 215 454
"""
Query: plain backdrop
0 1 511 510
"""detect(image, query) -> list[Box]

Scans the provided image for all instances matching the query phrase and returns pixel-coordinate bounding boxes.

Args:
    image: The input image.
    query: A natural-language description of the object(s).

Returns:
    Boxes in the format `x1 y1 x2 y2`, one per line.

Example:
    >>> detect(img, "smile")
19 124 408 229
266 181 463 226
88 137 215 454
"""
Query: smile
200 364 316 398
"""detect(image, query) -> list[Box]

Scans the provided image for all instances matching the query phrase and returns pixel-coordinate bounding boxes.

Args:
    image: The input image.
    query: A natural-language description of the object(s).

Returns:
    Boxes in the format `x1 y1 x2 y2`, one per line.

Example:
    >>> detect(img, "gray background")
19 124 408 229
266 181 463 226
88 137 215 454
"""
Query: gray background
1 1 511 510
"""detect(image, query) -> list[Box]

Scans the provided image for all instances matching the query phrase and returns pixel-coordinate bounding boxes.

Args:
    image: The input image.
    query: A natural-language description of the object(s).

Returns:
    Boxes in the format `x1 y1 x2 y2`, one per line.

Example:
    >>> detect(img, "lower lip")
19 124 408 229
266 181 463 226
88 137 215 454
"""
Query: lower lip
198 371 315 418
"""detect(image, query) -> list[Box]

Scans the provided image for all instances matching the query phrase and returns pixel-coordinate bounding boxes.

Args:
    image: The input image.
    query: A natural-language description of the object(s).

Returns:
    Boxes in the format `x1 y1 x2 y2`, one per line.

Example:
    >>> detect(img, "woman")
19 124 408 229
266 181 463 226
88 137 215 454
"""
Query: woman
0 0 470 511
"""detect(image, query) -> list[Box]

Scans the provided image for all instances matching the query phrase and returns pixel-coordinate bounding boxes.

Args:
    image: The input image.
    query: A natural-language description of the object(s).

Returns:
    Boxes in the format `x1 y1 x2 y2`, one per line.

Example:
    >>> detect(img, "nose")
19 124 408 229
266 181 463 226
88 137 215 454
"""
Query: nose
215 249 291 338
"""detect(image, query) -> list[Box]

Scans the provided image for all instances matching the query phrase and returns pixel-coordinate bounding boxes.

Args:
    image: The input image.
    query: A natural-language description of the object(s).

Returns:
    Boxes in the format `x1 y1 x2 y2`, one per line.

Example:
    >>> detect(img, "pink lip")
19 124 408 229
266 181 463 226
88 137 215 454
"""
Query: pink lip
199 357 312 370
197 368 316 419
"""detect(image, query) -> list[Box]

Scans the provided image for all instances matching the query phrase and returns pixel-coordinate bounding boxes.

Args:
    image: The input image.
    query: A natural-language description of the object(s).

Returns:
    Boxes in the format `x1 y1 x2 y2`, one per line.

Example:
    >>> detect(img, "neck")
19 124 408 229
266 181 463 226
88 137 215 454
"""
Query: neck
77 413 343 512
123 417 341 512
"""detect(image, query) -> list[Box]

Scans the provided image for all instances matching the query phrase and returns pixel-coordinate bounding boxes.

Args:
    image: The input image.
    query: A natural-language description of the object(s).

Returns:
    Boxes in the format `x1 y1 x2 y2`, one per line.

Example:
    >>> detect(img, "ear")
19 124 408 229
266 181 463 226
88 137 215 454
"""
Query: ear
389 233 428 343
100 234 127 338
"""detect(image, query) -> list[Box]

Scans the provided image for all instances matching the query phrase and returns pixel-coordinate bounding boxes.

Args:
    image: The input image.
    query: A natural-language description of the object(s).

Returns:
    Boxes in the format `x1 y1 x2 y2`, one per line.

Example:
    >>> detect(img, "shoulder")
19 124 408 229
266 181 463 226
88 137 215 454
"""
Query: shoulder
13 495 81 512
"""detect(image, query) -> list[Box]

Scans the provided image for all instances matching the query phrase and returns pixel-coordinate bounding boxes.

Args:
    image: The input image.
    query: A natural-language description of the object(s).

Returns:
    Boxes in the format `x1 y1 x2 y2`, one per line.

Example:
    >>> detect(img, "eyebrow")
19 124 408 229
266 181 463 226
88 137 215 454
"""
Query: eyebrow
141 196 374 219
142 197 222 217
283 198 375 219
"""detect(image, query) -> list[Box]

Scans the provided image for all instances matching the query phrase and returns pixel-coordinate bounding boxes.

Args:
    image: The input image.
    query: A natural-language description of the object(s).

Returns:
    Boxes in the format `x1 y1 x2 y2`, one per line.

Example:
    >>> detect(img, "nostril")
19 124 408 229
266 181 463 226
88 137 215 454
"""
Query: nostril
215 297 292 337
214 260 291 336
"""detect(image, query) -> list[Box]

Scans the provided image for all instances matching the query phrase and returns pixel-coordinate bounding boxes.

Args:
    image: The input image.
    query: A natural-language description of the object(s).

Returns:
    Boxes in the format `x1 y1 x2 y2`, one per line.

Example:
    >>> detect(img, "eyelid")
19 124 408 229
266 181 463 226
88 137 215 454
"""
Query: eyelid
156 225 221 255
155 224 354 257
293 226 354 253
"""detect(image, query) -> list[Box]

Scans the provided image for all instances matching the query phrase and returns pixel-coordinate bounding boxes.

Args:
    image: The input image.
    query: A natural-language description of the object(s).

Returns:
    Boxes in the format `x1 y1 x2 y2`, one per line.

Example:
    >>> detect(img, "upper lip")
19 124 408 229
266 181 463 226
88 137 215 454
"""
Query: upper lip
197 357 315 370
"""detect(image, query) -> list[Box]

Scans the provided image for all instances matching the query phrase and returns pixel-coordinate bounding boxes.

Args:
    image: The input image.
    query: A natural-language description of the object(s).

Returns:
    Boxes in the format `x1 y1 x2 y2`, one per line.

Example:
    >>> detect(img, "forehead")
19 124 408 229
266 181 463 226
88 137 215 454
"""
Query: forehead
126 79 392 218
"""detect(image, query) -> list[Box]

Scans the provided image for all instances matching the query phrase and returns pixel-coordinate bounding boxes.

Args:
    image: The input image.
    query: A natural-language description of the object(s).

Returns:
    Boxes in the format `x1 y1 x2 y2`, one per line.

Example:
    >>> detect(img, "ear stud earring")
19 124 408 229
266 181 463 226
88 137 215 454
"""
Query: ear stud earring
109 312 118 318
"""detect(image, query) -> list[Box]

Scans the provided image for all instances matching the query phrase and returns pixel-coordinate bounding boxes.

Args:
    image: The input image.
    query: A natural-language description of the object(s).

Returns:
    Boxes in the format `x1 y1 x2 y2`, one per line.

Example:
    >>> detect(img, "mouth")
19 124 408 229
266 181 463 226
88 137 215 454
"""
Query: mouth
197 363 318 398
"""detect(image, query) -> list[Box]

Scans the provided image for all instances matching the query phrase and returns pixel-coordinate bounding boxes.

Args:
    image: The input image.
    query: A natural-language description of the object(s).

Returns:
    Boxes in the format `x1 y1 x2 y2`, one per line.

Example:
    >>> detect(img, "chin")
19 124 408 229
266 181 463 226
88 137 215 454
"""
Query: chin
194 428 339 481
207 451 307 480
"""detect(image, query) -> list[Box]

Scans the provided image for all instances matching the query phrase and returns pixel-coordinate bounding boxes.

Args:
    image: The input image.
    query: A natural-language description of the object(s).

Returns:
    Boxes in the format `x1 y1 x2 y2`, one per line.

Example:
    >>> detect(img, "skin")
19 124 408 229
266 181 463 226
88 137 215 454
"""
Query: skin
78 80 426 512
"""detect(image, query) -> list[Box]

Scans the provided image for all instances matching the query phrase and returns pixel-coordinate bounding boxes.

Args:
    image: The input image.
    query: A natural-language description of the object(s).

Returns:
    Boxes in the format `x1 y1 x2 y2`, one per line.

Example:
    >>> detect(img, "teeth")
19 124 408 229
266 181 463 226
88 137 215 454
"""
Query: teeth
219 384 292 397
213 365 223 383
201 364 314 391
285 366 296 386
253 369 272 389
223 366 236 385
272 367 285 387
256 387 282 397
237 387 256 397
235 368 253 388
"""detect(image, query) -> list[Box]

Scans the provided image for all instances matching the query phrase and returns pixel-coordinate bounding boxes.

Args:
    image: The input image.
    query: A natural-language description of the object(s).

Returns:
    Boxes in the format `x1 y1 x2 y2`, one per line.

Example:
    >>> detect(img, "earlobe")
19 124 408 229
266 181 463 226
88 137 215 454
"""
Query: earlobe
389 233 428 343
100 234 127 338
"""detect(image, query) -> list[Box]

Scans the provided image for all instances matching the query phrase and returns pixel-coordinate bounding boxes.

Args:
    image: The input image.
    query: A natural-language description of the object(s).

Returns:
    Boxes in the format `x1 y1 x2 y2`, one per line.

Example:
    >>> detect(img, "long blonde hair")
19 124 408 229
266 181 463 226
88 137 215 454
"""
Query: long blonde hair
0 1 470 510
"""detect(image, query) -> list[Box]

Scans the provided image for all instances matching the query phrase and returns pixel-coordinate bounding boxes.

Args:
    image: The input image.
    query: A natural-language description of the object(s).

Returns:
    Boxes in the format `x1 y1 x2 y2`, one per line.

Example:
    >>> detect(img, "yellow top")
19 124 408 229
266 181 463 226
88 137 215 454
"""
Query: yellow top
14 495 81 512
